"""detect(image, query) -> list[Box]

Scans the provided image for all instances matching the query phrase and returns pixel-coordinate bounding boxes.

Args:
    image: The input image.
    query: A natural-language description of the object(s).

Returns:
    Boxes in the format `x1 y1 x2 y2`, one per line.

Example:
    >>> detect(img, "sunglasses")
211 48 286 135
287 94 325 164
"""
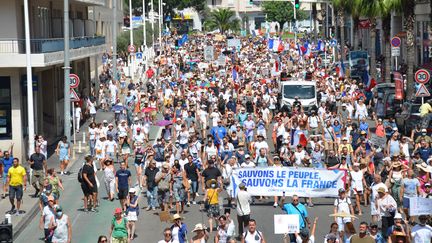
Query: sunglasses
100 239 108 242
164 233 172 236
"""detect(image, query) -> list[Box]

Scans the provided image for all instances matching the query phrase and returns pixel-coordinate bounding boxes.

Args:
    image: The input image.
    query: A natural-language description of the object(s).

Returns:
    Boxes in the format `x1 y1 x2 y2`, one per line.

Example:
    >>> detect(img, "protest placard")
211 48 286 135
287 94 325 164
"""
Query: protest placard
369 134 387 148
409 197 432 216
231 167 345 197
274 215 300 234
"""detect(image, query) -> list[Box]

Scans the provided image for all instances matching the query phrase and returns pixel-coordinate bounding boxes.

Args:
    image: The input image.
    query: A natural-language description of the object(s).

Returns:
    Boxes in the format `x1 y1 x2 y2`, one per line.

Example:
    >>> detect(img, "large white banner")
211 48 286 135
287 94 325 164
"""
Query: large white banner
231 167 345 197
409 197 432 216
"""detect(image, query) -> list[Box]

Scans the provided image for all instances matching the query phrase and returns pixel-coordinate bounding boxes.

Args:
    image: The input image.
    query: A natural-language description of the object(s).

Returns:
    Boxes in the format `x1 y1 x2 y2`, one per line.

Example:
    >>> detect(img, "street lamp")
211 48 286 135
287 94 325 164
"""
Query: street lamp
143 0 147 50
129 0 135 79
158 0 164 54
24 0 35 155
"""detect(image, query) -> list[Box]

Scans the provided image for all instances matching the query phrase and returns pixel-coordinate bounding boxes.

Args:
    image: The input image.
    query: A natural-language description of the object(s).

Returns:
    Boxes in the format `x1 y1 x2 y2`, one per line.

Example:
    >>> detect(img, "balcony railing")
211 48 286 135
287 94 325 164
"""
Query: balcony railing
0 36 105 54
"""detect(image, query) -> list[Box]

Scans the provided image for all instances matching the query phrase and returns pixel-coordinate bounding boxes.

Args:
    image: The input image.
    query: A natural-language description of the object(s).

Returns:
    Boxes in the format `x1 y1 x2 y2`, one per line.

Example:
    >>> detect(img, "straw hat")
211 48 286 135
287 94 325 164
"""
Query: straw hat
172 214 184 221
192 223 207 232
392 161 402 168
205 179 218 188
416 162 432 173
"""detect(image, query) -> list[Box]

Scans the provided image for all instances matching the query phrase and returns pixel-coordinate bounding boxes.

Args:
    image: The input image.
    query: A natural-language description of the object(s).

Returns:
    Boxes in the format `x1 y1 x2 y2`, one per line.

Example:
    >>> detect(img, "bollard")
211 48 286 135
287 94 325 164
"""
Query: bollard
5 213 11 224
78 141 82 153
72 143 76 159
82 132 86 144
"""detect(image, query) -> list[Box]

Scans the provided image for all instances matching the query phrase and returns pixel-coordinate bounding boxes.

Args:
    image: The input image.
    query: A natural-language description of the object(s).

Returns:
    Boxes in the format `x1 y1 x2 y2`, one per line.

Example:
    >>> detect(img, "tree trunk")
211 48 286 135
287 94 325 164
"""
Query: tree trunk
338 9 345 61
369 18 377 81
405 13 416 99
383 16 391 83
353 17 359 50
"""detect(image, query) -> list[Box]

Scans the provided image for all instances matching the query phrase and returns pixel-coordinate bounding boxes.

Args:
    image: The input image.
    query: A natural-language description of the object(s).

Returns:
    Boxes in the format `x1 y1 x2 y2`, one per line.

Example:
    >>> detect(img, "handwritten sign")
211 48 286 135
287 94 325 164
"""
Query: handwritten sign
274 214 300 234
409 197 432 216
369 134 387 148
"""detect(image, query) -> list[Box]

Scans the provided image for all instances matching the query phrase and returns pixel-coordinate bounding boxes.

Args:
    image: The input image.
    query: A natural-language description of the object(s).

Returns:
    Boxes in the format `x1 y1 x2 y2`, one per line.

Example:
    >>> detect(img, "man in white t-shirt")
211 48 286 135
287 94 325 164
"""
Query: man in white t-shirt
104 135 117 160
411 215 432 243
333 188 354 232
241 155 255 168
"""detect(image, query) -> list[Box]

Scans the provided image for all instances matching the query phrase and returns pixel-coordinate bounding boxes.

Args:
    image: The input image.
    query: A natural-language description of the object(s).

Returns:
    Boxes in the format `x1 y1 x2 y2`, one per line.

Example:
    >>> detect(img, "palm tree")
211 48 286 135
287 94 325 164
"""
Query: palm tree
398 0 416 99
348 0 363 50
363 0 401 83
332 0 349 61
361 0 379 80
204 8 240 34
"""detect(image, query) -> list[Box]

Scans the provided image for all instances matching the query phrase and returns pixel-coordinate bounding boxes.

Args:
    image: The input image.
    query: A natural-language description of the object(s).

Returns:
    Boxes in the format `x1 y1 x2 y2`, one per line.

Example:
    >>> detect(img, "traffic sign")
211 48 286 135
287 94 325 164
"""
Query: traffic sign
330 39 337 47
69 74 80 89
136 52 143 59
70 89 80 102
391 36 401 47
415 69 430 84
416 84 431 97
391 46 400 57
128 45 136 53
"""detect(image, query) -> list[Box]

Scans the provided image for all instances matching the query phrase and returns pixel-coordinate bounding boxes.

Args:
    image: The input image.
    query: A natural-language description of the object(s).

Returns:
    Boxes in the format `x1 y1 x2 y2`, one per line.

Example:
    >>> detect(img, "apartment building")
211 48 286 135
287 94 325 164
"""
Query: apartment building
0 0 123 160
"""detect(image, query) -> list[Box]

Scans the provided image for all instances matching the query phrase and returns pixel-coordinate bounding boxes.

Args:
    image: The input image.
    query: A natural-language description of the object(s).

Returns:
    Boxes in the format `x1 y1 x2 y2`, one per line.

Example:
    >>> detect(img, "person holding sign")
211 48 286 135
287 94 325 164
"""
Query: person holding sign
280 194 310 243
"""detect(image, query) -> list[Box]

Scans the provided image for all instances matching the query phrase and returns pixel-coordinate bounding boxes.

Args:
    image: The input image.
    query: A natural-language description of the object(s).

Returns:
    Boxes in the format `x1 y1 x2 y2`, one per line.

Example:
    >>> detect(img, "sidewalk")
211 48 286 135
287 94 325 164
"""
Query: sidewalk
6 110 115 239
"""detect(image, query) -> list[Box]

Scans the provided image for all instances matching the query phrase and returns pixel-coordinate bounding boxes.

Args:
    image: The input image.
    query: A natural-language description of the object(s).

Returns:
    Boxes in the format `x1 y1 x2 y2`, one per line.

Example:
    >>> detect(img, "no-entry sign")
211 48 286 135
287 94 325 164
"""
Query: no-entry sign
391 36 401 47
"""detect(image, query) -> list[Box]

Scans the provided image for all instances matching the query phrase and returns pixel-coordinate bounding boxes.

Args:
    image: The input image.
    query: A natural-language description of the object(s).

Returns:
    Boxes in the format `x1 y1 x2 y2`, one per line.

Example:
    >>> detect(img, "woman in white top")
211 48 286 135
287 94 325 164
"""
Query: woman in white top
88 122 97 158
354 99 368 120
51 207 71 243
350 163 366 215
204 140 218 164
74 102 82 133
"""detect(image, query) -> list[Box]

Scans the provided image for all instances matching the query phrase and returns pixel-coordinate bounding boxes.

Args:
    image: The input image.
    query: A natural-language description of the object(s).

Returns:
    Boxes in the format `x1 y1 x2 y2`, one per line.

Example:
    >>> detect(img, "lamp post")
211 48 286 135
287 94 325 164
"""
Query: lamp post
24 0 35 155
113 0 118 81
158 0 163 54
143 0 147 49
129 0 135 79
150 0 154 45
63 0 71 144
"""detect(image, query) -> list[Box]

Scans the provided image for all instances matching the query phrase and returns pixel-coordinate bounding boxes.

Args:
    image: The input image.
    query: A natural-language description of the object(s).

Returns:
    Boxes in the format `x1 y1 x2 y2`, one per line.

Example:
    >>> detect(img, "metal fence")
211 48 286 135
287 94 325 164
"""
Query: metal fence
0 36 105 54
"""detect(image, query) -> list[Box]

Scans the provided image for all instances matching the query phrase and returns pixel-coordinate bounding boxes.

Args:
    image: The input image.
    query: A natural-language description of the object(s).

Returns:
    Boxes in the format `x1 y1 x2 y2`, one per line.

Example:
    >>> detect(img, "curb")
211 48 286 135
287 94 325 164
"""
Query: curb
13 116 115 240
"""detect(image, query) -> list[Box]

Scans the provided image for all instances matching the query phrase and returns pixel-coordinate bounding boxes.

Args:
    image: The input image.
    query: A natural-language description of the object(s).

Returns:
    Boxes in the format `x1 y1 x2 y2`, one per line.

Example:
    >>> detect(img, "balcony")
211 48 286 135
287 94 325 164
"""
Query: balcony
72 0 106 6
0 36 105 54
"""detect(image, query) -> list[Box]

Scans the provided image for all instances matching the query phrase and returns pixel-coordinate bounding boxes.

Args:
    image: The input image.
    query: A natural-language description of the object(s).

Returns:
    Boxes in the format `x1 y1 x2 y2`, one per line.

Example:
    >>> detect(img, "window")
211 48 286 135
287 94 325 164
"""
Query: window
0 77 12 139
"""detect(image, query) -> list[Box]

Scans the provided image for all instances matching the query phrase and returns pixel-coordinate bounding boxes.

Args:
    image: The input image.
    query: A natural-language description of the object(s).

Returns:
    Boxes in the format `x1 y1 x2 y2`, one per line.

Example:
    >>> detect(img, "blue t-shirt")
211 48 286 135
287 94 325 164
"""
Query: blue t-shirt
418 147 432 162
115 169 131 189
2 156 13 174
283 203 308 229
211 126 227 145
402 178 420 197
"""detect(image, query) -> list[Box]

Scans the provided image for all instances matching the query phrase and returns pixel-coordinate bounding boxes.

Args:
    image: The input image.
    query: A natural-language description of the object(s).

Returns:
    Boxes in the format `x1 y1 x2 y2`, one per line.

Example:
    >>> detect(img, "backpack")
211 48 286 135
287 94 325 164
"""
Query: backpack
77 166 84 183
243 230 263 242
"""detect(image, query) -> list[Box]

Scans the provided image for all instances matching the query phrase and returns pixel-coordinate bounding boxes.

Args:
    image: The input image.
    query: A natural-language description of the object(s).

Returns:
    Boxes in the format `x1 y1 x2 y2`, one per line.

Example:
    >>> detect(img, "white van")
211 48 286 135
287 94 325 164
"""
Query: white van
280 80 317 111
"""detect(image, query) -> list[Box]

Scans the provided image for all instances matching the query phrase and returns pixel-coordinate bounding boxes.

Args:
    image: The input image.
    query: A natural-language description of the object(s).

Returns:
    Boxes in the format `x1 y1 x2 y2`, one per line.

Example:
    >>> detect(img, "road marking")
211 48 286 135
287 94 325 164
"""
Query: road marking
72 212 81 227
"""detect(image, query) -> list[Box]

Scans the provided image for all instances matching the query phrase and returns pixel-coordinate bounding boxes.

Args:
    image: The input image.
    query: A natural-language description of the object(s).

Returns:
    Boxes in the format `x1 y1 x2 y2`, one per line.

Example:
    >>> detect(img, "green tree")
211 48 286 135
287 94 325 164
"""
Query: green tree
261 1 307 32
117 22 158 53
332 0 350 61
204 8 240 34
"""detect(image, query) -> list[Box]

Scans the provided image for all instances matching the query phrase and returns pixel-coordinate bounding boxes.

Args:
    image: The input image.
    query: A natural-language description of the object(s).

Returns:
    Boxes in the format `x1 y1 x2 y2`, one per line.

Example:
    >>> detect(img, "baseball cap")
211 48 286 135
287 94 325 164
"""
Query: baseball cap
338 188 346 194
245 154 251 159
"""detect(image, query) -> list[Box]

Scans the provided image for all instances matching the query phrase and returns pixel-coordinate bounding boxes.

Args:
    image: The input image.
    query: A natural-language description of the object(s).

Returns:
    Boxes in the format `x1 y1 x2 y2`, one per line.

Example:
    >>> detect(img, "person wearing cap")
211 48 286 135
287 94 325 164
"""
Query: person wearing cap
204 178 222 233
126 187 139 240
414 139 432 163
411 215 432 242
422 182 432 198
333 188 355 232
109 208 129 243
51 205 72 243
370 174 388 223
236 182 252 238
191 223 209 243
376 186 397 238
350 162 366 215
40 194 56 242
241 154 255 168
155 163 172 211
170 214 188 243
386 213 409 242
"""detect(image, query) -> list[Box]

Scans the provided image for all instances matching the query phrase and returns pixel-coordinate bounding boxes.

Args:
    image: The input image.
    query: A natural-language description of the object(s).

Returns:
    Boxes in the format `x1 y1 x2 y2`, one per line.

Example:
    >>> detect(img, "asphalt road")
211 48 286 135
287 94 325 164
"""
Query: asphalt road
17 120 377 243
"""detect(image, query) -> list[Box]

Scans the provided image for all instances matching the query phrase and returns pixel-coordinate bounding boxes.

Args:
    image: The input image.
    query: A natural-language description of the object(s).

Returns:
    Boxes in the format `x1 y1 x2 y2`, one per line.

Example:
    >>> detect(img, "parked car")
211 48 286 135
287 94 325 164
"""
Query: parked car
297 26 313 33
395 102 424 135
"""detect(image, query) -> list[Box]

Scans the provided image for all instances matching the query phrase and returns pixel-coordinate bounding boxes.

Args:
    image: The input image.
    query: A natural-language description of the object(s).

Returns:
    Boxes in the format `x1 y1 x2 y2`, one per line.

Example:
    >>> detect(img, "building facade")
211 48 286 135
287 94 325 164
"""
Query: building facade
0 0 123 160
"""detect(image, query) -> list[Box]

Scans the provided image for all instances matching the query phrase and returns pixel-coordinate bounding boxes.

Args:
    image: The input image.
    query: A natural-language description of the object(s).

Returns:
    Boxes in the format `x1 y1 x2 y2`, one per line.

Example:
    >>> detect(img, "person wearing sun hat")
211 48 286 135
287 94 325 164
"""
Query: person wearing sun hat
204 179 222 233
376 186 397 238
170 213 187 243
109 207 128 243
190 223 208 242
51 205 72 243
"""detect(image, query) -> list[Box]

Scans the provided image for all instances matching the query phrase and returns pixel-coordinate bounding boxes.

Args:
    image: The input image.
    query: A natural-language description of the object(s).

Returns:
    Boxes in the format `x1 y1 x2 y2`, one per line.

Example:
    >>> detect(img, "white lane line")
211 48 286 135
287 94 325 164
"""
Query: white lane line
72 212 81 227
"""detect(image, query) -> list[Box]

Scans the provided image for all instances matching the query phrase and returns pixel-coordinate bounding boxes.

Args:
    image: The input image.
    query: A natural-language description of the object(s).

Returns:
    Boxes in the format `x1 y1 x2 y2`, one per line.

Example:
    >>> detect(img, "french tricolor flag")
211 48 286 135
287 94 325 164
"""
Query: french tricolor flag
315 40 324 52
364 71 376 91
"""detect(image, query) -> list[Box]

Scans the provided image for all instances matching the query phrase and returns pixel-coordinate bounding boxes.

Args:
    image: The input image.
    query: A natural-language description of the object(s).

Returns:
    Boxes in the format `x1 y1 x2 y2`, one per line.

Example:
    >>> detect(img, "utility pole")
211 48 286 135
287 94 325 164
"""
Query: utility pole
158 0 163 54
63 0 71 143
24 0 35 155
294 5 297 44
143 0 147 49
129 0 135 79
113 0 118 81
150 0 154 45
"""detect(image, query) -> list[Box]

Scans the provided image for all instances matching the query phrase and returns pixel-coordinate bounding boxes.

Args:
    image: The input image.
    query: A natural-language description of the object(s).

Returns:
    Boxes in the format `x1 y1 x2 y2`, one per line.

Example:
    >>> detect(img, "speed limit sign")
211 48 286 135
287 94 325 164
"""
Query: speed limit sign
69 74 80 89
415 69 430 84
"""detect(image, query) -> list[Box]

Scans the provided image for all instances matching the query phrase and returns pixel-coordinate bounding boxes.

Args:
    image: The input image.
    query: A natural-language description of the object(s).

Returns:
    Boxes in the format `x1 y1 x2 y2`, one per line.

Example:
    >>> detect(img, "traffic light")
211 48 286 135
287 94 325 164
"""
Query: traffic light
295 0 300 9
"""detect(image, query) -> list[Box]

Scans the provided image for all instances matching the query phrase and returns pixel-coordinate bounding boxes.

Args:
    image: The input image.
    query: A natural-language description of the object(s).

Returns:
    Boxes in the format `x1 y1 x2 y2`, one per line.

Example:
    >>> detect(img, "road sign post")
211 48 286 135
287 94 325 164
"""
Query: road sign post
391 36 401 70
415 69 431 104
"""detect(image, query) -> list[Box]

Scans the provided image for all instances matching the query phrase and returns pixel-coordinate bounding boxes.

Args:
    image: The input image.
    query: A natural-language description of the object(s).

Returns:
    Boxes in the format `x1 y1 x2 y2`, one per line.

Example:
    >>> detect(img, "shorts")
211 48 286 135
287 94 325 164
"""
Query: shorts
9 185 23 200
31 170 45 186
179 143 188 150
403 197 411 209
118 188 128 200
127 211 138 221
81 183 97 196
2 172 7 184
353 189 363 195
206 204 220 218
336 217 352 232
59 155 69 161
158 190 170 204
106 152 115 160
134 162 144 168
111 237 128 243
